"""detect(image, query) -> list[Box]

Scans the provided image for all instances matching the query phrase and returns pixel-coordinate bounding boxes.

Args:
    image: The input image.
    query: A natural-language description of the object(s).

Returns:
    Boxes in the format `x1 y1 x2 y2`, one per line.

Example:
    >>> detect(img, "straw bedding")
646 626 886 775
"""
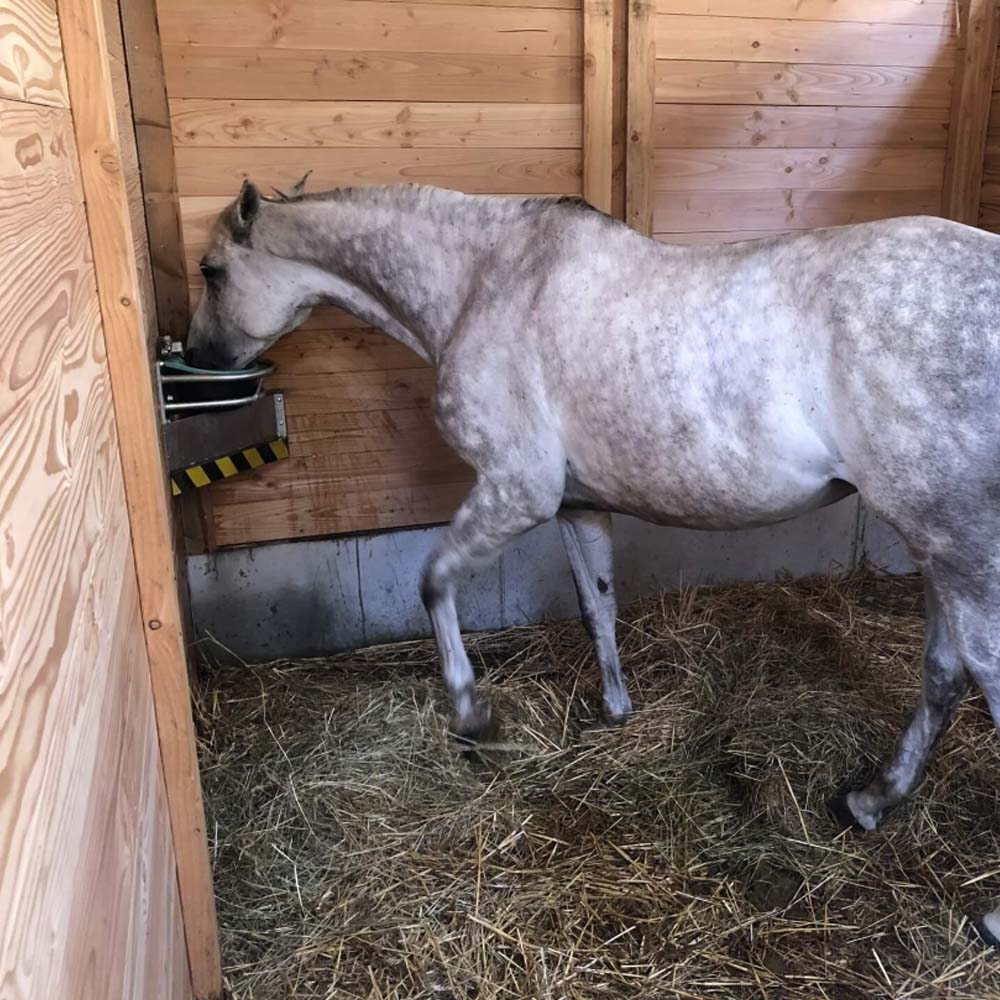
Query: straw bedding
194 573 1000 999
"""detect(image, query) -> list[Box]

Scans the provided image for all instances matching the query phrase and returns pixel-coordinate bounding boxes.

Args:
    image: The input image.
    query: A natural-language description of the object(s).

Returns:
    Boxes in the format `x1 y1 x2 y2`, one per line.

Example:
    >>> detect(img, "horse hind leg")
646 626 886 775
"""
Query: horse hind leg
927 566 1000 949
557 510 632 725
830 575 967 831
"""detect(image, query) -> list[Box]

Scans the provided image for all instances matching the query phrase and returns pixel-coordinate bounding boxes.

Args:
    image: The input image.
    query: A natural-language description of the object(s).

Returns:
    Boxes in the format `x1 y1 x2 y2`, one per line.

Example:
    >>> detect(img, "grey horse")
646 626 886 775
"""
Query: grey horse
186 180 1000 943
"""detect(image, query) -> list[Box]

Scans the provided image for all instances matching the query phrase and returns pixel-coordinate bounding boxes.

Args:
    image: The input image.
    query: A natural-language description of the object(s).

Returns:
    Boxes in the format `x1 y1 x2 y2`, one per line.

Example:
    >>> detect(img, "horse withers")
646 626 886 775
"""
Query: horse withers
186 179 1000 944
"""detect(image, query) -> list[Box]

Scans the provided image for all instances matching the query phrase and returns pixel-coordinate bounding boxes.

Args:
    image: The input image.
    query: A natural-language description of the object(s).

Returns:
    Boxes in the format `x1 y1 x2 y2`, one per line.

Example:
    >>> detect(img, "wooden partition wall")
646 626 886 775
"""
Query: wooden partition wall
1 0 220 997
148 0 995 552
648 2 957 244
0 0 192 996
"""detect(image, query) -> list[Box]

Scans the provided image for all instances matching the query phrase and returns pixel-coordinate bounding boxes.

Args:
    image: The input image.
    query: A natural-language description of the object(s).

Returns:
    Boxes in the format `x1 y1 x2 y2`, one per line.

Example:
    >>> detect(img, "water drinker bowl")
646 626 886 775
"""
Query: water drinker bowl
158 356 276 417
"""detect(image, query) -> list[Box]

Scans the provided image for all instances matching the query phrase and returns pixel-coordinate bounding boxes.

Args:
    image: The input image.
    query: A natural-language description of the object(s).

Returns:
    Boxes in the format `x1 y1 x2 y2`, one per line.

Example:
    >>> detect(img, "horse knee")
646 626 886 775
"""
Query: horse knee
420 562 447 610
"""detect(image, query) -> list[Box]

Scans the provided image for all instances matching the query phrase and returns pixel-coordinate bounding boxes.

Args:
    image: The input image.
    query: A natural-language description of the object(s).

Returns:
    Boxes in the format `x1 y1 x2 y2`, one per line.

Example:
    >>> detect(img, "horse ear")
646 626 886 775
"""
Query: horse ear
234 179 260 234
269 170 312 203
289 170 311 197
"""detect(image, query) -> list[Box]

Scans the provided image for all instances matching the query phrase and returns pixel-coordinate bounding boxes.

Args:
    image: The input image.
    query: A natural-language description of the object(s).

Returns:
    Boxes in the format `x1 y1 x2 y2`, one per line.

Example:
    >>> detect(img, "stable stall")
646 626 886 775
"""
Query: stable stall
3 1 1000 997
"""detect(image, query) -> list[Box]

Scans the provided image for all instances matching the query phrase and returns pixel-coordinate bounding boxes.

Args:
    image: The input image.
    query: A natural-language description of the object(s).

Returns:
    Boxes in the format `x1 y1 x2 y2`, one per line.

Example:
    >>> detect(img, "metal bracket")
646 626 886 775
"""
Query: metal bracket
164 393 287 473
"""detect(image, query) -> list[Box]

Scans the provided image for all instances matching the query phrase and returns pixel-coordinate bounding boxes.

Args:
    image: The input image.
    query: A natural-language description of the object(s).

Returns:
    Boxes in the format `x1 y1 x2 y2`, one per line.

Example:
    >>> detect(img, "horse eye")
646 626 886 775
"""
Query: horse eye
200 261 225 282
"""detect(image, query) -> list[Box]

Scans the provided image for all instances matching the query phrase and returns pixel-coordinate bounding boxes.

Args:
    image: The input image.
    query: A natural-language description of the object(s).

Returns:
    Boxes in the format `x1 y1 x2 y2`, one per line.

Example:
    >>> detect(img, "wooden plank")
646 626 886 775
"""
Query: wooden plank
942 0 999 225
0 98 191 1000
270 328 429 375
174 146 582 197
583 0 614 211
653 187 941 232
977 179 1000 224
212 448 470 501
654 103 950 148
119 0 169 127
57 1 222 996
289 406 460 450
163 46 581 103
627 0 655 234
655 14 956 69
989 87 1000 132
0 0 68 106
976 151 1000 186
655 0 953 26
122 0 190 341
275 368 438 414
335 0 581 8
211 481 471 545
655 228 795 243
159 0 579 58
169 98 581 148
653 146 946 191
655 59 954 107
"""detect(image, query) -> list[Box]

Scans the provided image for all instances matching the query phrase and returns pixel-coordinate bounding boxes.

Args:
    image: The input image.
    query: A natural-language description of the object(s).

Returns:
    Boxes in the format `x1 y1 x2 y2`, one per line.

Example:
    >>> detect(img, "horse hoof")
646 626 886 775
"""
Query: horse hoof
601 708 630 728
451 700 497 745
827 791 865 833
602 693 633 728
973 916 1000 951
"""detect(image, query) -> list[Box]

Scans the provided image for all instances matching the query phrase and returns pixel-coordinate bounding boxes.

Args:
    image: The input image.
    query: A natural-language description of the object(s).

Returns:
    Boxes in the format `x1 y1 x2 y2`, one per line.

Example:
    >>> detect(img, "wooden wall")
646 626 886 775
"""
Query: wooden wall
156 0 583 546
0 2 191 997
651 1 957 245
153 0 963 548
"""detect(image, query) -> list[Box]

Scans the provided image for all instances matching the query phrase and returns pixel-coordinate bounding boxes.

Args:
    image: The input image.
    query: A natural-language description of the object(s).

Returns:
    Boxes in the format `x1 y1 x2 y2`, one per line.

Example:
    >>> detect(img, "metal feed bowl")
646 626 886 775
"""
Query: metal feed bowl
158 357 275 419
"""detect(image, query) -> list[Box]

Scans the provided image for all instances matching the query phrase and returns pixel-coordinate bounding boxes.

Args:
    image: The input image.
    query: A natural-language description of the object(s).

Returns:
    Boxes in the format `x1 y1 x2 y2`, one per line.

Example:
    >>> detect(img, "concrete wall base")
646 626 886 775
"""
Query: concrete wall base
187 495 915 662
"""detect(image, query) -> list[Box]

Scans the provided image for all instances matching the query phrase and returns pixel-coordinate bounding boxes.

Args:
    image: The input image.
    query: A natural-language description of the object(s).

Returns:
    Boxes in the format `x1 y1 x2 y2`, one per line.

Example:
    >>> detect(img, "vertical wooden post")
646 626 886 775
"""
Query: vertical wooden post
943 0 999 225
119 0 190 341
625 0 655 236
583 0 615 214
56 1 223 997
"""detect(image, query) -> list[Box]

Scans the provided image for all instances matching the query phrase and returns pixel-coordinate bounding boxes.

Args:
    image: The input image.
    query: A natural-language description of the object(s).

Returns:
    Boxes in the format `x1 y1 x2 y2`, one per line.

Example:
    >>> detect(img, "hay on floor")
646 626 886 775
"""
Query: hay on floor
194 573 1000 999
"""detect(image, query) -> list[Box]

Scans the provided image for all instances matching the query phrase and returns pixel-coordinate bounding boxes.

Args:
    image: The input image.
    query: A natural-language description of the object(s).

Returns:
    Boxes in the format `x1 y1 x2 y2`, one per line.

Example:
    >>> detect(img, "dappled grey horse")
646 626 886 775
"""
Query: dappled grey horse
187 180 1000 943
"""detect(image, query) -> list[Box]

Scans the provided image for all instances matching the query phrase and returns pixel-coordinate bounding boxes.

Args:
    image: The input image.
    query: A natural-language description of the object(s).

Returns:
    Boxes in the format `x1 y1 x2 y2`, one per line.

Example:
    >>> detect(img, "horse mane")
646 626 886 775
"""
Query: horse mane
264 182 606 219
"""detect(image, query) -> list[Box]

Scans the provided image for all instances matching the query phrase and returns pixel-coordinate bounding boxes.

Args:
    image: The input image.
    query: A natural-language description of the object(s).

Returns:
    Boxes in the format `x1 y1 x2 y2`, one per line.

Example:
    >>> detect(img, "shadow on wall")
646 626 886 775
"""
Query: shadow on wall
186 495 914 662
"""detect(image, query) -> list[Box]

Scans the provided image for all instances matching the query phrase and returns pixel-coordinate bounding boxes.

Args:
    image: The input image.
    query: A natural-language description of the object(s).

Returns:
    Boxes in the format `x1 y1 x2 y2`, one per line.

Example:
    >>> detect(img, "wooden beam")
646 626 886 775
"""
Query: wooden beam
942 0 999 225
583 0 615 213
610 0 628 219
626 0 655 234
55 1 222 998
119 0 190 340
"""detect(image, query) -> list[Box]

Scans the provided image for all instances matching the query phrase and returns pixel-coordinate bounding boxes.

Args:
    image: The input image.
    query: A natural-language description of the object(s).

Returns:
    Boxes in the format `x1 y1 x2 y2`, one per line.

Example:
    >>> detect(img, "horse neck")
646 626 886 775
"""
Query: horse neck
266 189 508 363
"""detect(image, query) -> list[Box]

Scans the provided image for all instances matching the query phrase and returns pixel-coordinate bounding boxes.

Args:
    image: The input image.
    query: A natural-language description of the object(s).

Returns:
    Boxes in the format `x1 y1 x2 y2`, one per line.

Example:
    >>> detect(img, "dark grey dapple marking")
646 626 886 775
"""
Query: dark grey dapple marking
187 180 1000 943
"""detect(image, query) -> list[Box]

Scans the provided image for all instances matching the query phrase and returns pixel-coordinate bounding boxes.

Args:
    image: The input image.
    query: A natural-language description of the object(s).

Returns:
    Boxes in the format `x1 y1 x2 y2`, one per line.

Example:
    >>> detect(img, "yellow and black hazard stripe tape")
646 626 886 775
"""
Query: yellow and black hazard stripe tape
170 438 289 496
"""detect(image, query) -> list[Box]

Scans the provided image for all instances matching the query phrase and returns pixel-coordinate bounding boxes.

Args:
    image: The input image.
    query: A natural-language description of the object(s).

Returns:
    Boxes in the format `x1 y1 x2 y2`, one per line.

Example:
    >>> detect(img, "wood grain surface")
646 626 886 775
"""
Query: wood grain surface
0 92 192 999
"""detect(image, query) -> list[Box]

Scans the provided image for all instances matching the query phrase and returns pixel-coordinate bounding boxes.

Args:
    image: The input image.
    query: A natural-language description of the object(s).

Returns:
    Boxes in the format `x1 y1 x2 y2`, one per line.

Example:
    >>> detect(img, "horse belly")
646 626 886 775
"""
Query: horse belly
562 414 847 530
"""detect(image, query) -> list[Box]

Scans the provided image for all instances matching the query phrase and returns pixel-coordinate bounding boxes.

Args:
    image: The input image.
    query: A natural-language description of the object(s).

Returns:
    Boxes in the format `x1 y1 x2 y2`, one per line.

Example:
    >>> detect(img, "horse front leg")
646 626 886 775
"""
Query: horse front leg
422 477 558 741
558 510 632 724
